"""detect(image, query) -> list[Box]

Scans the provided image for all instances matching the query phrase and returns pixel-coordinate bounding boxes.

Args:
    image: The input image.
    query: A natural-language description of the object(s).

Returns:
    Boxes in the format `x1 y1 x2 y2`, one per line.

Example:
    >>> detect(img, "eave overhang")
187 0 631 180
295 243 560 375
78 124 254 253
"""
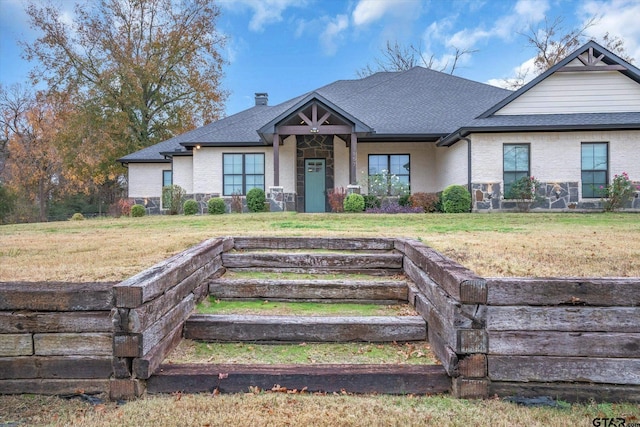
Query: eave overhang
438 122 640 147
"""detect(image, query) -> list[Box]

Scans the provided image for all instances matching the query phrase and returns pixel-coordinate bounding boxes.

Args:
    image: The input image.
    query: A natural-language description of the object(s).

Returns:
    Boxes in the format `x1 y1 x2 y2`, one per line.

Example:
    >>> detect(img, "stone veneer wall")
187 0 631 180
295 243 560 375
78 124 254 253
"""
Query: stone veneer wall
296 134 334 213
473 181 640 211
132 191 297 215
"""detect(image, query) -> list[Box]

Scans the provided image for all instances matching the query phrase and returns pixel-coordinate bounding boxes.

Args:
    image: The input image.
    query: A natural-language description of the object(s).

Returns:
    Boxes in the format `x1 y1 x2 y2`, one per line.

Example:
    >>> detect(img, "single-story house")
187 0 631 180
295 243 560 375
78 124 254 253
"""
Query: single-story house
118 41 640 213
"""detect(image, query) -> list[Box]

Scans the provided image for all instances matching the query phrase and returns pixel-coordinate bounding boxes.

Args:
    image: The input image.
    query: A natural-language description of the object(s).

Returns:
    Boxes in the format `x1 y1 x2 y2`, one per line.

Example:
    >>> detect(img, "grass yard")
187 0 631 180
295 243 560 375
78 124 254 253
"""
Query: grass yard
1 212 639 425
196 298 417 316
1 211 639 281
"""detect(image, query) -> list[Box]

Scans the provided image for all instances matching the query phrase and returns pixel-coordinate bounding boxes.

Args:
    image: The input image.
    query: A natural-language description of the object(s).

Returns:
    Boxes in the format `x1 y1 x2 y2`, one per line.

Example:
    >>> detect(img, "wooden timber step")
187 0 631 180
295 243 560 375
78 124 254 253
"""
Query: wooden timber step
207 278 409 303
147 363 450 395
221 252 403 271
184 314 427 343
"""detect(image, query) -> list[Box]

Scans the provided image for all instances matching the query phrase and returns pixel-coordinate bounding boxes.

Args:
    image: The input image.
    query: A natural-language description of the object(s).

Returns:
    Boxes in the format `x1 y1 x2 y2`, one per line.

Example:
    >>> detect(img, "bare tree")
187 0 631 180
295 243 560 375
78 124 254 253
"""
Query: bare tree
357 41 477 77
505 16 635 88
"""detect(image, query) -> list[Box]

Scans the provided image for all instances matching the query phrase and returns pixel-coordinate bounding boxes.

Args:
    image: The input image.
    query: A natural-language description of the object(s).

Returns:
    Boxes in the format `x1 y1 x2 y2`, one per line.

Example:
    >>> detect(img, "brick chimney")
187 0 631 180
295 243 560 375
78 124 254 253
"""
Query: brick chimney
255 93 268 106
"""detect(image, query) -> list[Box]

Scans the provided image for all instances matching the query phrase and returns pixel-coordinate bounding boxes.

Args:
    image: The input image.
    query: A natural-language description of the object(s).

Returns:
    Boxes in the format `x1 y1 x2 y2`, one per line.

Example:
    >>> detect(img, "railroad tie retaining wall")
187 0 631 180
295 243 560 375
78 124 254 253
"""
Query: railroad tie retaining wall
0 281 116 395
486 277 640 402
110 237 232 399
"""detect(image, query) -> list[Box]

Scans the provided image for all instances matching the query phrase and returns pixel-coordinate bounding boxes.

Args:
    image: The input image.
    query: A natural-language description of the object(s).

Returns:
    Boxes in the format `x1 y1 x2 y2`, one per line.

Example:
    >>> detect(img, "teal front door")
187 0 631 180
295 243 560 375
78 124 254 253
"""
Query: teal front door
305 159 326 212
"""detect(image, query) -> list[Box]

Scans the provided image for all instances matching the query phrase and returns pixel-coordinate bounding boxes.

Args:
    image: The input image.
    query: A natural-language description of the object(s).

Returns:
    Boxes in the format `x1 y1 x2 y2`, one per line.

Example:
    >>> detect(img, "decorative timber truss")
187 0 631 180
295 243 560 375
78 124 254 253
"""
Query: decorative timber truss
559 46 628 72
258 94 374 187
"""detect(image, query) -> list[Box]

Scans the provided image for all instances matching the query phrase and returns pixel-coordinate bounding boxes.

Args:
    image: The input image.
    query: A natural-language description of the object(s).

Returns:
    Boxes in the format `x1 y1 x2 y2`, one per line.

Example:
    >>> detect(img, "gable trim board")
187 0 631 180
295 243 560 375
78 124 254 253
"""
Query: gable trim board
119 41 640 213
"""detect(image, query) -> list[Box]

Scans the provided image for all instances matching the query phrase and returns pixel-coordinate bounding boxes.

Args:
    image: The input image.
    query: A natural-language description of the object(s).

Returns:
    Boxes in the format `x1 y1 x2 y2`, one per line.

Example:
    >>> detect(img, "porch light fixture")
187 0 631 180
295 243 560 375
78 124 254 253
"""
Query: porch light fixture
196 144 201 150
310 127 319 133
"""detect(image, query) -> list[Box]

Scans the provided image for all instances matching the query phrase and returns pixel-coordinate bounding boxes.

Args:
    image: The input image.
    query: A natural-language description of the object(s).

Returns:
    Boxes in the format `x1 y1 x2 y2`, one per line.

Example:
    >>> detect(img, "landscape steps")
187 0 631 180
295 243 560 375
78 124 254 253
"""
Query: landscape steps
147 249 451 395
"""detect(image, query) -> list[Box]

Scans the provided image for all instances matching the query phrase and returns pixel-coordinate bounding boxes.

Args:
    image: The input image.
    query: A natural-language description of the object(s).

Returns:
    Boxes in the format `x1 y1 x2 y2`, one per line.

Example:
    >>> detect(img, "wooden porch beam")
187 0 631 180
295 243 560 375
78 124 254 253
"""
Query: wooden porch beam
317 111 331 126
558 65 626 72
273 133 280 187
278 124 353 135
298 112 312 126
350 133 357 185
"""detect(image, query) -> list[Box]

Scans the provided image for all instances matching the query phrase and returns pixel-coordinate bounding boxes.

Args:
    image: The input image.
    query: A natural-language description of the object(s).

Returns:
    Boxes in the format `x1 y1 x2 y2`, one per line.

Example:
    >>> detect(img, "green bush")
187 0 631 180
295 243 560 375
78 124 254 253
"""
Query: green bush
162 184 185 215
131 204 146 217
183 199 199 215
398 194 411 207
246 188 266 213
0 183 16 224
208 197 226 215
70 212 85 221
343 193 365 213
363 194 381 210
442 185 471 213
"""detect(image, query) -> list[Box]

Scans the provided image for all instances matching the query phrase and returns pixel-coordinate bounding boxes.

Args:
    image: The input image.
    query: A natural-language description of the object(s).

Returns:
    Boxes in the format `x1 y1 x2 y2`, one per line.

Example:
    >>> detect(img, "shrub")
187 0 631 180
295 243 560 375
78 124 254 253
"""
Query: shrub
183 199 199 215
343 193 365 213
601 172 638 212
328 187 347 212
505 176 543 212
409 192 439 213
246 188 266 213
363 194 381 210
131 204 146 217
110 198 133 218
442 185 471 213
0 183 16 224
162 185 185 215
208 197 226 215
70 212 85 221
230 193 243 213
398 194 411 207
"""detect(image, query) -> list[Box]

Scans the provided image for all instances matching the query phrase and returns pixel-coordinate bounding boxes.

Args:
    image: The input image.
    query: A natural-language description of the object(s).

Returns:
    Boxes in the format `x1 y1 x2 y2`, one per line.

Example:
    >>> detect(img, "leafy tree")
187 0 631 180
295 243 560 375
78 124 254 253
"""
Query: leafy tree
23 0 228 150
0 86 69 222
21 0 228 209
357 40 477 77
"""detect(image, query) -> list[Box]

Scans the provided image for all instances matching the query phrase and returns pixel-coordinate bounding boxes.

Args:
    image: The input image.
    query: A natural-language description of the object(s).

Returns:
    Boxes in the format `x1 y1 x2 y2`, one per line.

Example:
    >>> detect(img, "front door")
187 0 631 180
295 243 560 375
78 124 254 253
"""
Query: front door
305 159 326 212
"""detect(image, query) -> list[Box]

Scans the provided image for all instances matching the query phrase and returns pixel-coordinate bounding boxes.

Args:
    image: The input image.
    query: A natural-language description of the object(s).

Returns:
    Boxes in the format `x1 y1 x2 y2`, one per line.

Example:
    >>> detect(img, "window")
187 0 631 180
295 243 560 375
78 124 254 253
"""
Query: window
368 154 410 195
503 144 530 198
581 143 608 198
162 170 172 187
223 153 265 195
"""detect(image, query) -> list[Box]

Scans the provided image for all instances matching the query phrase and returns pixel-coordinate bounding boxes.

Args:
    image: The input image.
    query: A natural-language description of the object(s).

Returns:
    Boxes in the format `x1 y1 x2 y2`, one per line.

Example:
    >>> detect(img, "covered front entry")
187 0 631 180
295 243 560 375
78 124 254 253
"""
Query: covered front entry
304 159 326 212
259 95 372 212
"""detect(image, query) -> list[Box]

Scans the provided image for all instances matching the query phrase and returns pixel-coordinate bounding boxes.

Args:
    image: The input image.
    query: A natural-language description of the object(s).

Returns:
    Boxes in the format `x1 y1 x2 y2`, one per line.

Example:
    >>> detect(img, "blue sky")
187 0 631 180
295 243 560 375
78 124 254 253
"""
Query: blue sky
1 0 640 116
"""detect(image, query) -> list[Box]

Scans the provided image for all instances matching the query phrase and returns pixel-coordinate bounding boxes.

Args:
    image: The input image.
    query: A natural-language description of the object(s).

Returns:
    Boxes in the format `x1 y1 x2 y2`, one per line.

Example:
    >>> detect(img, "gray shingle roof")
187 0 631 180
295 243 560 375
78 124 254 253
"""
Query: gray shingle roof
119 67 511 162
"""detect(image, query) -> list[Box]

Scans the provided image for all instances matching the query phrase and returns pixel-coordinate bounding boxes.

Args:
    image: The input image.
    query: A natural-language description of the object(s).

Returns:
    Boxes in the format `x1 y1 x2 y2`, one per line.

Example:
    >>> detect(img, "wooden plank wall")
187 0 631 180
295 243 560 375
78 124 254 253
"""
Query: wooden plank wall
110 237 231 399
394 238 488 399
486 278 640 402
0 281 116 395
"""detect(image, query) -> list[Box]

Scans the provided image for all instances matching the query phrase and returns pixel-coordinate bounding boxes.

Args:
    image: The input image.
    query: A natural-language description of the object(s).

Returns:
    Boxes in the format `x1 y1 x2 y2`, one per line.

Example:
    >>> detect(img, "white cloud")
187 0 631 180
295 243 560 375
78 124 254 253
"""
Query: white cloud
320 14 349 55
352 0 423 27
352 0 393 26
486 56 536 89
580 0 640 63
514 0 549 23
219 0 304 32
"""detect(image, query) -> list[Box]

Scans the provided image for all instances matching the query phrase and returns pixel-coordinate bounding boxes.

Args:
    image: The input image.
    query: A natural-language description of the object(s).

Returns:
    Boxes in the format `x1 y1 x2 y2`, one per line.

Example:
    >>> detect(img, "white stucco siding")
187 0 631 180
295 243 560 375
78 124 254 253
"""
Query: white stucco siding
334 136 350 188
279 136 296 193
471 130 640 198
435 141 468 190
127 163 169 198
356 142 437 193
172 156 193 194
496 71 640 115
192 146 273 194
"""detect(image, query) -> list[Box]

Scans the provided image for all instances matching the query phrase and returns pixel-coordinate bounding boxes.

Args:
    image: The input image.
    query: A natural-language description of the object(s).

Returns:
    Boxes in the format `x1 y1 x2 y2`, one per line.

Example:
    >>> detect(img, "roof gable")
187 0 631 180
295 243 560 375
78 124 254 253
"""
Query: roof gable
481 40 640 117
